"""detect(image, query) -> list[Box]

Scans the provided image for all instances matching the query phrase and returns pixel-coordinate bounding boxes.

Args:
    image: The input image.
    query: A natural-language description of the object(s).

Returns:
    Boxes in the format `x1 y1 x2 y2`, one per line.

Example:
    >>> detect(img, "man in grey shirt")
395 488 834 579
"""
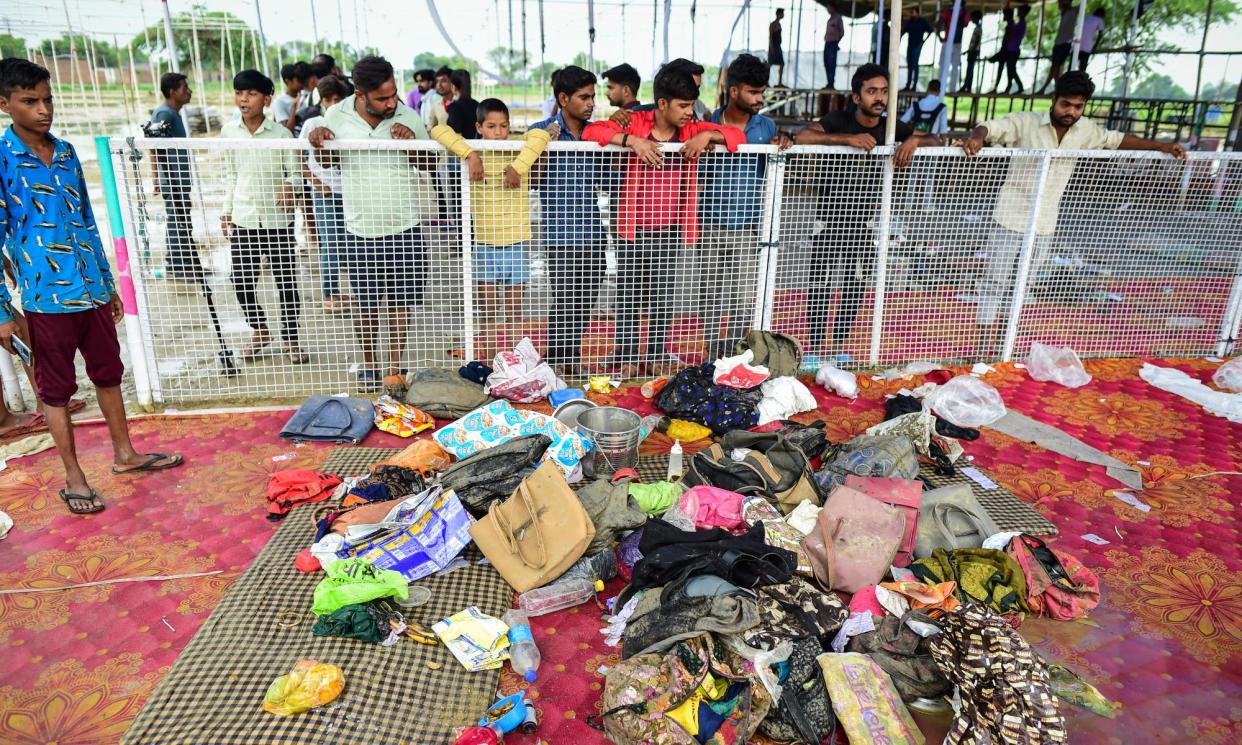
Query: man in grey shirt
148 72 197 280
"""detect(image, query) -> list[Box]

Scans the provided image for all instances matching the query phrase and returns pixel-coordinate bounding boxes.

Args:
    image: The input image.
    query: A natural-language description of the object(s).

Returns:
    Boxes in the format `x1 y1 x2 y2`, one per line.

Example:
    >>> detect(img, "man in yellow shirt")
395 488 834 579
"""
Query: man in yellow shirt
431 99 550 359
960 71 1185 355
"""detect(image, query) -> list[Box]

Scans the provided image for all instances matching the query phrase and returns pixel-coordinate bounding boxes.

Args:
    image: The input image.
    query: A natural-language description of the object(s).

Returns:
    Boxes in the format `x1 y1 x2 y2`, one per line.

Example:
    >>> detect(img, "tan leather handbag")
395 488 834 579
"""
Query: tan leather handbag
469 461 595 592
801 486 906 593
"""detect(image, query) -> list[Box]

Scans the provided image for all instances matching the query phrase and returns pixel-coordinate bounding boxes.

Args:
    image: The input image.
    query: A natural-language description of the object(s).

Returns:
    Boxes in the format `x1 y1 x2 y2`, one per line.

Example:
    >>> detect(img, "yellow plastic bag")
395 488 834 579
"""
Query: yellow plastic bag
666 419 713 442
262 660 345 716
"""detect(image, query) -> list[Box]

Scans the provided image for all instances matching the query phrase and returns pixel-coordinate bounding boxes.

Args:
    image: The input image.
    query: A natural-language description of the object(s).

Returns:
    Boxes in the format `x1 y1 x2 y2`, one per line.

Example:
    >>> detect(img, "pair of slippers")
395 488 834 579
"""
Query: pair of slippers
58 452 184 515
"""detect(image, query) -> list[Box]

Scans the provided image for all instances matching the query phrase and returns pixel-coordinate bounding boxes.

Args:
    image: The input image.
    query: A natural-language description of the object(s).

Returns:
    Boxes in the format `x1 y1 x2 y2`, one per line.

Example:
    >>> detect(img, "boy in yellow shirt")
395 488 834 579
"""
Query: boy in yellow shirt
431 99 550 359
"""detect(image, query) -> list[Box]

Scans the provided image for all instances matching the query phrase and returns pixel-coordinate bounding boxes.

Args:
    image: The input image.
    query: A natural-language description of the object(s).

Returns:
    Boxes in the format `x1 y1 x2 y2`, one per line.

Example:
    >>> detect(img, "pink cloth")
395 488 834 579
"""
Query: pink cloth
679 485 748 532
849 584 885 617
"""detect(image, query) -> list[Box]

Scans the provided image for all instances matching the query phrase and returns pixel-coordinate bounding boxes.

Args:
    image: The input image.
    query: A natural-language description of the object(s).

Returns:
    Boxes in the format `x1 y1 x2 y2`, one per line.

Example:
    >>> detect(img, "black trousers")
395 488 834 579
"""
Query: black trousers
163 188 199 277
615 227 680 361
807 218 870 351
230 226 301 344
546 242 605 366
963 51 979 92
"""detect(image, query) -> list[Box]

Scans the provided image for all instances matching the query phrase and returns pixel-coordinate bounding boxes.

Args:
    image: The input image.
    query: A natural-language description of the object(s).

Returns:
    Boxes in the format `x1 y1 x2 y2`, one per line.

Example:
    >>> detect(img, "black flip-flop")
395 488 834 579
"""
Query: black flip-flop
59 488 105 515
112 452 184 475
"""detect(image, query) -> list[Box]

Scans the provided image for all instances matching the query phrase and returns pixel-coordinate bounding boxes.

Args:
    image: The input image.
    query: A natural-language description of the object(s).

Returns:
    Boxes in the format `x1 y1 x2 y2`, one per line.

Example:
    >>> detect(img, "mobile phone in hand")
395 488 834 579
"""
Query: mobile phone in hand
10 335 32 366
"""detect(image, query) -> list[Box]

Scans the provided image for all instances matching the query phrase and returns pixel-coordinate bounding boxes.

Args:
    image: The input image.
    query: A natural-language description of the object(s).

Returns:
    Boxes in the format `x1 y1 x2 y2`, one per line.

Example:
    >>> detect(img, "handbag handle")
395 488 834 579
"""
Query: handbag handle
932 502 987 547
488 481 549 570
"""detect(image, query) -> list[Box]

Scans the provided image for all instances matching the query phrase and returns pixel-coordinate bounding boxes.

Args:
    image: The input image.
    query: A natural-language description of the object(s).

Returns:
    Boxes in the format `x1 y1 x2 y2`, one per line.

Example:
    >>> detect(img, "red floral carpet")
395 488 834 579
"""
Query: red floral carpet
2 358 1240 744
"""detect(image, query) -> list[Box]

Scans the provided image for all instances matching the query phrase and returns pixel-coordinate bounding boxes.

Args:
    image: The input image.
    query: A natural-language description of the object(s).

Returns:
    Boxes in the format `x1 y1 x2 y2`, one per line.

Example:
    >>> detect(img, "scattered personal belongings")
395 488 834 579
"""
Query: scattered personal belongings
406 367 492 419
924 375 1007 427
802 485 906 593
817 652 926 745
279 396 375 443
262 660 345 716
815 434 920 493
736 329 803 377
713 349 770 389
459 360 493 385
930 604 1068 744
373 395 434 437
756 377 817 425
548 387 587 408
438 434 551 515
656 363 763 435
1004 534 1101 620
470 461 594 592
913 548 1028 615
265 470 342 521
1213 356 1242 392
1140 363 1242 423
1047 664 1121 718
914 484 997 559
371 439 453 477
815 363 858 398
1026 342 1092 388
987 411 1143 490
311 557 408 616
0 433 55 466
485 337 566 403
846 476 923 567
435 400 589 475
0 510 11 540
337 486 474 582
433 607 511 671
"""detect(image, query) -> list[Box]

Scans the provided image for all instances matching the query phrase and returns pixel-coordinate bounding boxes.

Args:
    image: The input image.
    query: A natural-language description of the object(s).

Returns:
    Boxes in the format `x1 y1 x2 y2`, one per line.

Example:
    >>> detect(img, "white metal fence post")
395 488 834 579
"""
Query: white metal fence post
112 139 159 407
869 155 896 366
755 149 787 330
458 157 477 363
1216 253 1242 358
1000 151 1054 362
0 350 24 412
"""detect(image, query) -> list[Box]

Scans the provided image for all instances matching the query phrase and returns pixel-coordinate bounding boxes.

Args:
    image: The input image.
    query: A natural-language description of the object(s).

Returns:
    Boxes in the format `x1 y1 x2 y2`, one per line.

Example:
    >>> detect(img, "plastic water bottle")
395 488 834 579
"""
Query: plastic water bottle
638 414 668 441
501 609 541 683
667 440 684 480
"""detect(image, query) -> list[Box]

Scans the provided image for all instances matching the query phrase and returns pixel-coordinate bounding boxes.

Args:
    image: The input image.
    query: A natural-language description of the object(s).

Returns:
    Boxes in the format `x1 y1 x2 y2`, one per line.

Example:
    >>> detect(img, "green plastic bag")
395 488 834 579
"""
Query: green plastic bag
312 558 408 616
628 481 686 516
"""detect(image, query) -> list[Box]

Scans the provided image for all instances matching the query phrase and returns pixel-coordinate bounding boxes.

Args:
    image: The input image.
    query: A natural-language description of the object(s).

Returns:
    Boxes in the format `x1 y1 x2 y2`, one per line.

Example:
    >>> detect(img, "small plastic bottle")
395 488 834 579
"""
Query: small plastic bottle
501 609 542 683
667 440 684 481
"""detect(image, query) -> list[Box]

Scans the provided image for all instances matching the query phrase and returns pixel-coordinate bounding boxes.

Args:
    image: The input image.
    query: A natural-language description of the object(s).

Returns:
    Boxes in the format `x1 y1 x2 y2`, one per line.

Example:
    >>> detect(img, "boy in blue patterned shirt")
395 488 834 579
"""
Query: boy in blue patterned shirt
0 58 183 515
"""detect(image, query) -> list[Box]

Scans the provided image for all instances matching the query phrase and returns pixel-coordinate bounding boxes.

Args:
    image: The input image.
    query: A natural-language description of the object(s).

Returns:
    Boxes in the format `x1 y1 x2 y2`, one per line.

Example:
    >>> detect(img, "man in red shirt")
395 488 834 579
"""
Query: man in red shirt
584 68 745 378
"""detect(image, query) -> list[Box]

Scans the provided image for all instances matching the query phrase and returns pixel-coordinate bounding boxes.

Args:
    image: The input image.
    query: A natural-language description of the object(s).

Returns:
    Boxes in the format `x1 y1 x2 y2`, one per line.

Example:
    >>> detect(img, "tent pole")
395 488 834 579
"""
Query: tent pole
886 0 902 142
1193 0 1214 104
875 0 885 64
1033 0 1046 91
1071 0 1088 74
939 0 962 92
1119 0 1140 98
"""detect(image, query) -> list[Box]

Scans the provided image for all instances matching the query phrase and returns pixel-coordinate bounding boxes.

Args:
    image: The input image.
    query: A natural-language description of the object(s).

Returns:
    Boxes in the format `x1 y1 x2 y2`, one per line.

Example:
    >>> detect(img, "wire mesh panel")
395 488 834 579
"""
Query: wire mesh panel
1011 151 1242 360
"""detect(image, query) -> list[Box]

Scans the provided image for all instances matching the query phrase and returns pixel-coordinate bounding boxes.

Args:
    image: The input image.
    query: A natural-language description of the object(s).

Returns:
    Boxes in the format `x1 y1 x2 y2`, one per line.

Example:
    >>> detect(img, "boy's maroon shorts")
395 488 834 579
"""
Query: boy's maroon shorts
25 303 124 408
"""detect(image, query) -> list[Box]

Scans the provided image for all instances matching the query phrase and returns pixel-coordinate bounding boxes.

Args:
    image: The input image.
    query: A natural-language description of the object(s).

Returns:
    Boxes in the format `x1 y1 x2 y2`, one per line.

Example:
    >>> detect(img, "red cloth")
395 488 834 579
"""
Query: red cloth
266 469 342 520
582 111 746 246
294 549 322 573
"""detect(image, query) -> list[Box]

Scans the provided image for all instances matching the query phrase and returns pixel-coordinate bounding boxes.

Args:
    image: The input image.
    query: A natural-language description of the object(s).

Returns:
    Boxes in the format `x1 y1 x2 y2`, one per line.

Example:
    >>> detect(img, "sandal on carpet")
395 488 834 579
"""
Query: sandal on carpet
112 452 184 475
59 488 105 514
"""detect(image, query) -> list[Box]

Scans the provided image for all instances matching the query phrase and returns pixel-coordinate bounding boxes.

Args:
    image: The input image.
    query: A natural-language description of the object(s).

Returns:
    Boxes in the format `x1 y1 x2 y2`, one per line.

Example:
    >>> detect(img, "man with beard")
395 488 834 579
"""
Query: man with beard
795 63 937 362
960 71 1184 356
310 55 430 394
698 53 792 361
603 63 642 111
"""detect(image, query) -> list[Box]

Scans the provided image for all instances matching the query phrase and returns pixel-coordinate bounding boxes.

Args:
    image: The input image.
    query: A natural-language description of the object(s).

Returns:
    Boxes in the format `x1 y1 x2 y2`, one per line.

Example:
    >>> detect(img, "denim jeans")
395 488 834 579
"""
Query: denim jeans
824 42 840 89
312 190 345 298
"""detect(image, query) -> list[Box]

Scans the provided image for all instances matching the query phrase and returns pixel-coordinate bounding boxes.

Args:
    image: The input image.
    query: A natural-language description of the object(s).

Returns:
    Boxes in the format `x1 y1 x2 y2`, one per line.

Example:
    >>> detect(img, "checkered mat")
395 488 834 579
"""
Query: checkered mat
636 453 1056 536
320 446 403 477
122 451 512 745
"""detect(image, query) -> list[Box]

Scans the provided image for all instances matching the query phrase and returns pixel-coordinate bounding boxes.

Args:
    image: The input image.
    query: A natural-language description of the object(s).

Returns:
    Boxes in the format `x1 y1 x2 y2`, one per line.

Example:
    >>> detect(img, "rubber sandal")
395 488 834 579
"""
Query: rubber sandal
112 452 184 475
59 488 105 514
240 334 272 362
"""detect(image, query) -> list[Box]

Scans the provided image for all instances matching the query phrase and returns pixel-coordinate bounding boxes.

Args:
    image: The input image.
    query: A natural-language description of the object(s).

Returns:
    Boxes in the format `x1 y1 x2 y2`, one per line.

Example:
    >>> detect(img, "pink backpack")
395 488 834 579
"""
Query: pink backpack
801 486 906 593
1006 534 1100 620
844 475 922 567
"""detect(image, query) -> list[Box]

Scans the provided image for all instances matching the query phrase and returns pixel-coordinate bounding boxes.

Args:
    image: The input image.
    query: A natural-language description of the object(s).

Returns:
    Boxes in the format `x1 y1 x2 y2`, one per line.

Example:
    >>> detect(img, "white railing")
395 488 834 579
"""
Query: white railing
104 136 1242 404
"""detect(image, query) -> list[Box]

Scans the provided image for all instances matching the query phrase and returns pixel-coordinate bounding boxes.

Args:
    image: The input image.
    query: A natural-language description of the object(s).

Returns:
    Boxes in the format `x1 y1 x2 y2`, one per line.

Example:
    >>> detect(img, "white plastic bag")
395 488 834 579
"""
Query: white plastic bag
815 364 858 399
1213 357 1242 393
926 375 1007 427
1026 342 1092 388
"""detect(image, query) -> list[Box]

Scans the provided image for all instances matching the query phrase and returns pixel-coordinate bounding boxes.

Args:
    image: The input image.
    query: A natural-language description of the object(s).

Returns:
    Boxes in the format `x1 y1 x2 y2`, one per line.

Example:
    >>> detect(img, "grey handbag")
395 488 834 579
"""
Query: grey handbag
913 484 999 559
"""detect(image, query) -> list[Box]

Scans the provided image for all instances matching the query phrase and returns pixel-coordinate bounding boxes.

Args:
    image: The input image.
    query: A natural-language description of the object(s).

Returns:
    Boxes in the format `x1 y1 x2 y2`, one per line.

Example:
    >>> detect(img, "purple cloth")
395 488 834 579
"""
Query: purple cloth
406 88 423 111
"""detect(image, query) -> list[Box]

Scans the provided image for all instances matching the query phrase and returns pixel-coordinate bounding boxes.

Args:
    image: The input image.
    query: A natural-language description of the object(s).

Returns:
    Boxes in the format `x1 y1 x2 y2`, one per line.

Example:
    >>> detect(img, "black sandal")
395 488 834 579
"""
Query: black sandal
59 488 105 515
112 452 184 475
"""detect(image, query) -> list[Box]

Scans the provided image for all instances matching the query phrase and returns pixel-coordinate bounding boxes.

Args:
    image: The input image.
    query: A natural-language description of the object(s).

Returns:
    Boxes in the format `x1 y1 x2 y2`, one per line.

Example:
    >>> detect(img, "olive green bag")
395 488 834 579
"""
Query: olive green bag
736 330 803 378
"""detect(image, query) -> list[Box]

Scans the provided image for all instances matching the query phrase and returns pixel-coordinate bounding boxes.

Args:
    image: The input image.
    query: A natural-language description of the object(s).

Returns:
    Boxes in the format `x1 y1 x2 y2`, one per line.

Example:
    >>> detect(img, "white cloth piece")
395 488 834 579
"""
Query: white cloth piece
756 377 817 425
602 594 643 647
877 361 942 380
831 611 876 653
713 349 771 389
875 585 910 618
982 531 1023 551
309 533 345 570
785 500 822 535
0 510 12 540
815 364 858 398
485 337 567 403
1140 363 1242 423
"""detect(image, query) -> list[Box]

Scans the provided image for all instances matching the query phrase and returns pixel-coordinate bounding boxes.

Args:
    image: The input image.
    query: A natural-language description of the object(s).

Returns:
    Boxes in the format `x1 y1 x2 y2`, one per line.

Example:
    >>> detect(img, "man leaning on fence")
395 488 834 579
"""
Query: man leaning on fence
960 71 1186 356
0 58 184 515
220 70 306 366
310 55 431 395
529 66 611 379
699 53 792 363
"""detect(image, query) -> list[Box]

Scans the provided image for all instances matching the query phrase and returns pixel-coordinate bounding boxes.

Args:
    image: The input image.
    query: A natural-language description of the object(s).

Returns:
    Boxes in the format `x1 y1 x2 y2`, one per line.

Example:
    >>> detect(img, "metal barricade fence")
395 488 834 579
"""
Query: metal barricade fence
105 137 1242 405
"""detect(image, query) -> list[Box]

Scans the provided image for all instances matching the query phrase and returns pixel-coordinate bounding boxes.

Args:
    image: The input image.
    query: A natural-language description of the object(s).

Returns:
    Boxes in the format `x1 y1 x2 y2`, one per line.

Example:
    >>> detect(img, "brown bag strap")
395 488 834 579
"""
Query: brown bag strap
489 481 549 569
